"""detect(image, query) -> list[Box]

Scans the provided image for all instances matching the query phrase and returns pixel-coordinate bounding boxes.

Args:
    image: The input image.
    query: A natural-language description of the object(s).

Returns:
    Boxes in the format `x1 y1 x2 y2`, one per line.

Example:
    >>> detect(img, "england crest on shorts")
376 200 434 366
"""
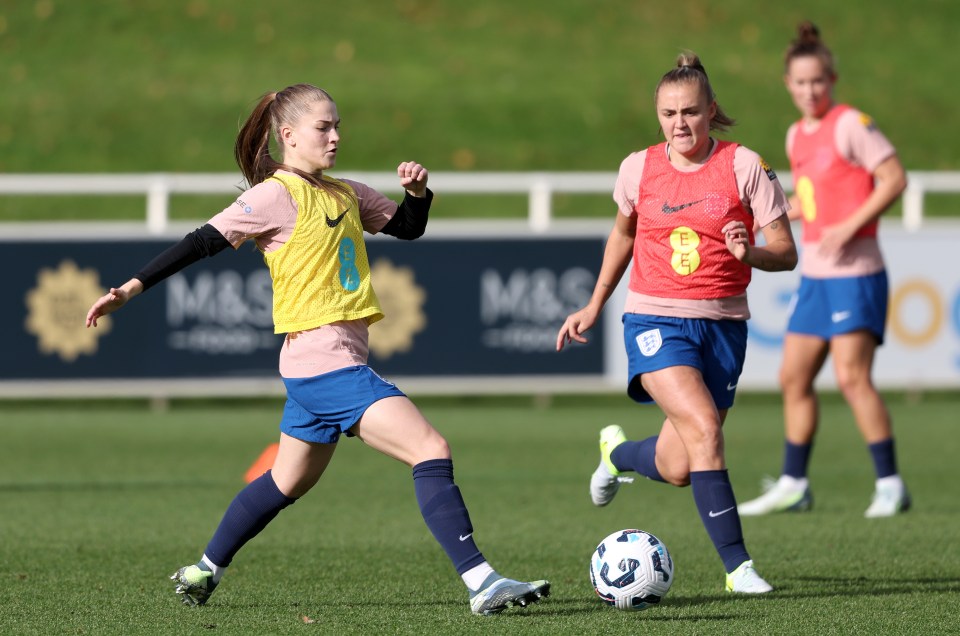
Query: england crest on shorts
635 329 662 357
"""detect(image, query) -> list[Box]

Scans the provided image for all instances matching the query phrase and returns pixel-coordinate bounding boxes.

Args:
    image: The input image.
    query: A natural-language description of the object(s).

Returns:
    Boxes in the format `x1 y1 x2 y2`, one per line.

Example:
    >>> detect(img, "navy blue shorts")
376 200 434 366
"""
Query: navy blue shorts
280 365 406 444
787 272 887 344
622 313 747 410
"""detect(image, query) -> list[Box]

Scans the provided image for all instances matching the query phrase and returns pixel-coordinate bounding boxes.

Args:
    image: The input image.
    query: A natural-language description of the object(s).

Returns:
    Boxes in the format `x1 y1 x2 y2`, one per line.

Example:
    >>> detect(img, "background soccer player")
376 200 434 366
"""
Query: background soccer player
738 22 910 519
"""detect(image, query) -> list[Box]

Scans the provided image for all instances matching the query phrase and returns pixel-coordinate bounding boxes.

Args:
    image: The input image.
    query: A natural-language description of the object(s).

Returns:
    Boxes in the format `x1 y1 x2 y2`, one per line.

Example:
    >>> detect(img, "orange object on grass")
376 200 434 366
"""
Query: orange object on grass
244 442 279 483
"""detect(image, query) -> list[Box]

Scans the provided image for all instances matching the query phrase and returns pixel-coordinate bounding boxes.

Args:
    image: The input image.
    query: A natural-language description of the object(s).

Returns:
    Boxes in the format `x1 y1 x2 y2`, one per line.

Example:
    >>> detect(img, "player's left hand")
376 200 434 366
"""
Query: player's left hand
817 222 856 257
398 161 428 197
722 220 751 262
556 306 599 352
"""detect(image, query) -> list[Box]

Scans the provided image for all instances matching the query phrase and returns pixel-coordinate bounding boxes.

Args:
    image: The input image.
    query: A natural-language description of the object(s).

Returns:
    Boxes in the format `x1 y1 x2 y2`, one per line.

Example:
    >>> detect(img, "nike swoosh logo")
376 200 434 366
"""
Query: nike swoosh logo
459 533 473 542
708 506 736 518
326 206 351 228
831 311 851 323
662 199 705 214
727 382 738 391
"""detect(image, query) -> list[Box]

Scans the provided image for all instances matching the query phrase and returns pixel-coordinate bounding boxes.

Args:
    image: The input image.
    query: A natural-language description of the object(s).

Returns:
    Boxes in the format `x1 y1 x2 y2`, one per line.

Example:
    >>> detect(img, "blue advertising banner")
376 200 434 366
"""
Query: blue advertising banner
4 235 604 380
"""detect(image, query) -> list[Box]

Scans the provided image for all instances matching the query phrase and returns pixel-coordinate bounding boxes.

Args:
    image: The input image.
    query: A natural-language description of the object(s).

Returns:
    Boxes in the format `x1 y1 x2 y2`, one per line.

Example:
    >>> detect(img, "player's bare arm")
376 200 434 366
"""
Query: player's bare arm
85 278 145 328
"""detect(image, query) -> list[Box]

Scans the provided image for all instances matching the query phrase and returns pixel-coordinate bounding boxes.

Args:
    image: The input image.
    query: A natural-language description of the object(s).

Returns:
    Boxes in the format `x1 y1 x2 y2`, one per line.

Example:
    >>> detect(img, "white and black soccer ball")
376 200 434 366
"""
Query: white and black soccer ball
589 528 674 611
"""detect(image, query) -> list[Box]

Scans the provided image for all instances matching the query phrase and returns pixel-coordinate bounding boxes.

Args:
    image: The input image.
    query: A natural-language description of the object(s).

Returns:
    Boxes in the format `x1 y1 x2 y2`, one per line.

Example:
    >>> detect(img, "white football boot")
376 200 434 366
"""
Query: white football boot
864 475 911 518
738 475 812 516
590 425 631 506
725 560 774 594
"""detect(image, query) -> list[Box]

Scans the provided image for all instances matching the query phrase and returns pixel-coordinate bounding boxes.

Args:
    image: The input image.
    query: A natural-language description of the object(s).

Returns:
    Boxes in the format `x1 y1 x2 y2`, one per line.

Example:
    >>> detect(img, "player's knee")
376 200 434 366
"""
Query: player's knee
691 424 723 454
655 455 691 487
419 431 451 462
779 366 811 396
272 468 322 499
430 437 451 460
663 471 691 488
778 365 792 390
834 366 872 398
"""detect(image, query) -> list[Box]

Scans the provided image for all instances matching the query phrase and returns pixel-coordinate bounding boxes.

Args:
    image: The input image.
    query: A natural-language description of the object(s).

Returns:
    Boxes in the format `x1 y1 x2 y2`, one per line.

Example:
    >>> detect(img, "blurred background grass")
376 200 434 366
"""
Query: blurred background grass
3 0 958 221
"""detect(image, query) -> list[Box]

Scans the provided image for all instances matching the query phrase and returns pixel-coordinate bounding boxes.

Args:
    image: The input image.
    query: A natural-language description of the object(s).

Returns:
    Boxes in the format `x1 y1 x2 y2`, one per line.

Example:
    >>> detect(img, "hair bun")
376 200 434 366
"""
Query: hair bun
796 20 821 44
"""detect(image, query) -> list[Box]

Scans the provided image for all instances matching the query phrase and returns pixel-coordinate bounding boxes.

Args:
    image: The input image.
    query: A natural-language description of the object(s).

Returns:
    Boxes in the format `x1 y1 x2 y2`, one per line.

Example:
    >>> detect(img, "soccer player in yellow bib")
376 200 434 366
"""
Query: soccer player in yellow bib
85 84 549 615
738 22 910 519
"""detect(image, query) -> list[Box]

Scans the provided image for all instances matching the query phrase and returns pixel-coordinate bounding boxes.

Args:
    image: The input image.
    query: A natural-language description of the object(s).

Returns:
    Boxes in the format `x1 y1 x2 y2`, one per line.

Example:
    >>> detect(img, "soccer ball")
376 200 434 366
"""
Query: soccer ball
589 528 673 611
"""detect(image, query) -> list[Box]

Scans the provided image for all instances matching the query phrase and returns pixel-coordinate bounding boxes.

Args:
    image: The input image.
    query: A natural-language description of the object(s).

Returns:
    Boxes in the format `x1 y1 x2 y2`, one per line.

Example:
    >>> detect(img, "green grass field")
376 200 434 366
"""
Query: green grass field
3 0 960 222
1 392 957 635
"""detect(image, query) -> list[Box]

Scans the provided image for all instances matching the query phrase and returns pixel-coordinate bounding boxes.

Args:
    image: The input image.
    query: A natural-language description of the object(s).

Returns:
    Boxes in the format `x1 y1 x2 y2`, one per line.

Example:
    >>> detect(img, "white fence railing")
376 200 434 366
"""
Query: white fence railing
1 171 957 233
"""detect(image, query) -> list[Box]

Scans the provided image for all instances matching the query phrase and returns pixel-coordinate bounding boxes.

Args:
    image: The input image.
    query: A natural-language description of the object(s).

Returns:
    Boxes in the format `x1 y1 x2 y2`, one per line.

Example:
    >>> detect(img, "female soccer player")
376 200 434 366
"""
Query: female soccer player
85 84 549 615
556 53 797 593
738 22 909 518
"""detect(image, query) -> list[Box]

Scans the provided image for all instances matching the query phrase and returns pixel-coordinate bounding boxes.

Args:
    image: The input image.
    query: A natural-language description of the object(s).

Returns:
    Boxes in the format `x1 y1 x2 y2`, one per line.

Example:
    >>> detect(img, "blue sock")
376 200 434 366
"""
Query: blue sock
412 459 485 574
868 438 897 478
610 436 666 482
204 470 296 567
690 470 750 573
782 441 813 479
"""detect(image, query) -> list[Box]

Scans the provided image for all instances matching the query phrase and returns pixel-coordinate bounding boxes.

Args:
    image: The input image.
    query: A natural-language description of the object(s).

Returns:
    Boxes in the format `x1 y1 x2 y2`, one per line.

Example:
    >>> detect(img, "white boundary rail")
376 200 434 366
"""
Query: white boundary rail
1 171 958 233
3 171 959 399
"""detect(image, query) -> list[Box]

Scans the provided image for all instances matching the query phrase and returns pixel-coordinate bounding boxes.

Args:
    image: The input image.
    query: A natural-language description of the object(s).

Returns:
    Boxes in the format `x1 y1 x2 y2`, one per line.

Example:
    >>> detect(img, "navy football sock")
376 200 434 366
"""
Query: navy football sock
868 437 898 478
782 441 813 479
690 470 750 573
413 459 485 574
610 436 666 482
204 470 296 567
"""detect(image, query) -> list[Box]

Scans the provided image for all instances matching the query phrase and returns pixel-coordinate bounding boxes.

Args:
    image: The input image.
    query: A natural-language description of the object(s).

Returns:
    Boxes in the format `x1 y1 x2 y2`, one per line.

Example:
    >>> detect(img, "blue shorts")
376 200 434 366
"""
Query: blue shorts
280 365 406 444
622 314 747 410
787 272 887 344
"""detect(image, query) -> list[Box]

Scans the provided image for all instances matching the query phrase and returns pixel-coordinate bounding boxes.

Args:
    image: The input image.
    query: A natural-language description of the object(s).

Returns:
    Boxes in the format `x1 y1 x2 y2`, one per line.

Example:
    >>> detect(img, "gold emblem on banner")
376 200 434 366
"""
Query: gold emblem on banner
368 258 426 359
25 260 111 362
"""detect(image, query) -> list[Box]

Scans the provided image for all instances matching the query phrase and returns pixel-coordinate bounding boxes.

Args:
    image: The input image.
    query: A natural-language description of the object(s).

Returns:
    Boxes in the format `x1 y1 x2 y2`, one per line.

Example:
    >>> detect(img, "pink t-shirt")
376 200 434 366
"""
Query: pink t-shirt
208 171 399 378
786 107 896 277
613 142 790 320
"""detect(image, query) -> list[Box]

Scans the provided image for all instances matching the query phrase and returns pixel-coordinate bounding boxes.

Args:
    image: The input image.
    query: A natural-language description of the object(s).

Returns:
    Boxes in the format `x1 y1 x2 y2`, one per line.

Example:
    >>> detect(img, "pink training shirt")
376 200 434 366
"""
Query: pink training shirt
207 170 399 378
786 106 896 278
614 141 790 320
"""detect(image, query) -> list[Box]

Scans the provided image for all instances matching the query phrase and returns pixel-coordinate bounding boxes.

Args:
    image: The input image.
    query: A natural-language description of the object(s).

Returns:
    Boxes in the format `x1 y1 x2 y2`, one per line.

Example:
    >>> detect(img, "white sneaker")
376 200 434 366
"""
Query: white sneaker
864 476 911 518
590 425 630 506
725 560 773 594
738 475 812 516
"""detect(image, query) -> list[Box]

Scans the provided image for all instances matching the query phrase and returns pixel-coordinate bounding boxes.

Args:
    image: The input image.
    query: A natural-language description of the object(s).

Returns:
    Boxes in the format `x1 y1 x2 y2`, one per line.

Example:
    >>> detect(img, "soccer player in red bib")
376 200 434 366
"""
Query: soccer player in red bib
738 22 909 519
86 84 549 615
556 53 798 594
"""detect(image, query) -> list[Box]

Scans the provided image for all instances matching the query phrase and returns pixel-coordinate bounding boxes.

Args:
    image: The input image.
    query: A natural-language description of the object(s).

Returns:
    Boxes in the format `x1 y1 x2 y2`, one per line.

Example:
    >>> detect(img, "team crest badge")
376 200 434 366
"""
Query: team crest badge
635 329 662 357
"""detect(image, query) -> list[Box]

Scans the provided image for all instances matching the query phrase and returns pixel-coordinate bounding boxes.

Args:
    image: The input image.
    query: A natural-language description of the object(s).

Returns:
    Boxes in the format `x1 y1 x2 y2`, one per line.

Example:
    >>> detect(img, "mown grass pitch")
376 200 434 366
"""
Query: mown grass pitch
3 1 960 222
0 392 956 635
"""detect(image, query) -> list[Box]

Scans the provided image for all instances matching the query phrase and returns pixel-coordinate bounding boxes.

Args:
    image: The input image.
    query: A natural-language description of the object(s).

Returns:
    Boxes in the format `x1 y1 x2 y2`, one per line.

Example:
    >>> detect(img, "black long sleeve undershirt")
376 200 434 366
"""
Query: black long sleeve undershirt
380 188 432 240
133 224 231 291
